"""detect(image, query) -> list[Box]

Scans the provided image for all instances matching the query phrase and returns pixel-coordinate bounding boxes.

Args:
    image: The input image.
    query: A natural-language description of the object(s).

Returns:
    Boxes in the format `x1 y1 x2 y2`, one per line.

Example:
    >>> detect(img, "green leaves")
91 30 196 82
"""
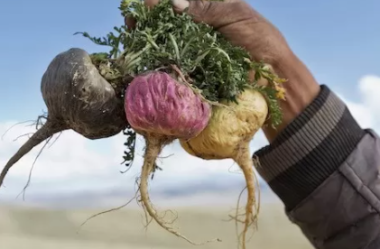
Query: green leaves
74 27 125 58
77 0 256 102
76 0 286 169
121 126 136 171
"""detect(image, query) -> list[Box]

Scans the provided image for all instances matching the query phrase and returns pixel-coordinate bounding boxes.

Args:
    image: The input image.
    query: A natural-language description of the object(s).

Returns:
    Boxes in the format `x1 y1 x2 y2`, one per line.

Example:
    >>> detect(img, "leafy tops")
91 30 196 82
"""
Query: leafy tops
76 0 286 170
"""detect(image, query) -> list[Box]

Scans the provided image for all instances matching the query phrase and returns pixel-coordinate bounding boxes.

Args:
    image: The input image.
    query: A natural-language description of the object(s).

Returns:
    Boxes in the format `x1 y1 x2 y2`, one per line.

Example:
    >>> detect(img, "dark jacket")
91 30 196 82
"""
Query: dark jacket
254 85 380 249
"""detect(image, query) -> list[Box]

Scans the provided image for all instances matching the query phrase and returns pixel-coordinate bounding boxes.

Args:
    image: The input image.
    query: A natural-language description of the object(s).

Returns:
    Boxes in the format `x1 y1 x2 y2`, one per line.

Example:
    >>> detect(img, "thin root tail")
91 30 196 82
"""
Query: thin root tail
234 146 260 249
0 120 64 187
139 135 221 246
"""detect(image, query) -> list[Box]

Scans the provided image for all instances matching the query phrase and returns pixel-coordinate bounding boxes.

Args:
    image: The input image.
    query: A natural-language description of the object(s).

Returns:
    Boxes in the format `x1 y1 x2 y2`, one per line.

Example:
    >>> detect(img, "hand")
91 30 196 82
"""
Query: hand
126 0 279 86
126 0 320 142
140 0 292 66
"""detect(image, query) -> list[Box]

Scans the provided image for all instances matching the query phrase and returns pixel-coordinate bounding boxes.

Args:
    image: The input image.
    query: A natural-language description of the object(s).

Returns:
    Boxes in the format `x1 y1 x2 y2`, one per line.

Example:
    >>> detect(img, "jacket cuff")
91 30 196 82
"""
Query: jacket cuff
254 85 365 210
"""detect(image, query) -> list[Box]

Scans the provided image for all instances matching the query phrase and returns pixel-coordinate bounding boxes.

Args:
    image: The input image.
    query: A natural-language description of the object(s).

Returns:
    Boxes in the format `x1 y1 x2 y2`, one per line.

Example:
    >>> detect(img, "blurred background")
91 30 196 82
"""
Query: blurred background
0 0 379 248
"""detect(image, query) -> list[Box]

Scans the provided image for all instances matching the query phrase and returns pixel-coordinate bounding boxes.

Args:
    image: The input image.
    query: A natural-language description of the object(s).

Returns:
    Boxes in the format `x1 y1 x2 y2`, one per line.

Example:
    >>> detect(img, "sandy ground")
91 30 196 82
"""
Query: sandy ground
0 203 313 249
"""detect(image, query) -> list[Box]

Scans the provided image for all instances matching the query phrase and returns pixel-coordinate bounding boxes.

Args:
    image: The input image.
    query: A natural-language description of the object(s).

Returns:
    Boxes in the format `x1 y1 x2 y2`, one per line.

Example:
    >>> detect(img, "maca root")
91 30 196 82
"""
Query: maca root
138 134 221 245
233 146 260 249
0 117 66 187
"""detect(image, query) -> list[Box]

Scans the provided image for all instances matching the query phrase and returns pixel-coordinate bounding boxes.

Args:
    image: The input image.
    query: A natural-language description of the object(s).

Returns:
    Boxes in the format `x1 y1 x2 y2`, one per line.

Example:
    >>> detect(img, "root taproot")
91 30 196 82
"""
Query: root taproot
0 120 65 187
233 145 260 249
139 135 221 245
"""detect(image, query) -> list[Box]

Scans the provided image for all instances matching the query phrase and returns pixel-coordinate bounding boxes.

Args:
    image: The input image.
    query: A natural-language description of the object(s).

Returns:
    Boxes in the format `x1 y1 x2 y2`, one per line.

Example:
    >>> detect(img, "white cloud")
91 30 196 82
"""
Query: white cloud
0 118 265 206
0 75 379 207
358 75 380 127
339 75 380 129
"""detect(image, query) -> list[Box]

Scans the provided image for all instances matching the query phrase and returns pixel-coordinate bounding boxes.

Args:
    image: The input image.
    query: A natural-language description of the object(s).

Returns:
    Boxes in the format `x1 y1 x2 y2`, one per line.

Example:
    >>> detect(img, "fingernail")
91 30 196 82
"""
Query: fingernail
171 0 190 12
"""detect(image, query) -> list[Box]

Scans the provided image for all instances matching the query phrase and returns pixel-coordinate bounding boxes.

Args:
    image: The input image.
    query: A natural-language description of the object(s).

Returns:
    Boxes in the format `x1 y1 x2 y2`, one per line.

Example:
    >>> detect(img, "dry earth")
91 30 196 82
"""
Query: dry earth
0 203 313 249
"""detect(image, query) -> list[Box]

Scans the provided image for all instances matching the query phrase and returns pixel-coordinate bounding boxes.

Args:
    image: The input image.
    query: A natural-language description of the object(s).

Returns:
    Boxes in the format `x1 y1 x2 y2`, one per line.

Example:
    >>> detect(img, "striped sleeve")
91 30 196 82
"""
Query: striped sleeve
254 85 366 210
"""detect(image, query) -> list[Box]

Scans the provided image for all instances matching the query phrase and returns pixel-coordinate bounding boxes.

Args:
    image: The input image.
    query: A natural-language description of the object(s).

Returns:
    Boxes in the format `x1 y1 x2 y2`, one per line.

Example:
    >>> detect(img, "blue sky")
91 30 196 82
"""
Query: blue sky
0 0 379 207
1 0 379 120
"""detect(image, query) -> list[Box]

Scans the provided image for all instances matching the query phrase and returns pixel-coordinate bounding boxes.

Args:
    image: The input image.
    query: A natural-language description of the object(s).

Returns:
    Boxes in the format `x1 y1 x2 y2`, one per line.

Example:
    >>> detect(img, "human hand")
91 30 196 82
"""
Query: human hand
126 0 320 142
128 0 292 67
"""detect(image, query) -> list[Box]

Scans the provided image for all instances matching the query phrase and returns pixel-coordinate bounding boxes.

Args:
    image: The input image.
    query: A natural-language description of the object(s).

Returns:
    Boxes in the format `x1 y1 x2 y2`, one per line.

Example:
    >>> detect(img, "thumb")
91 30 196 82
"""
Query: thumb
171 0 190 12
172 0 253 29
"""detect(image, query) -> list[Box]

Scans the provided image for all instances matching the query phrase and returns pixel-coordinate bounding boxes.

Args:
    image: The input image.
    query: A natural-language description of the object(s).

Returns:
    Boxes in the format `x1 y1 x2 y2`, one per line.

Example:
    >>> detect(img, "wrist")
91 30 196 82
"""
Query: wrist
264 51 320 142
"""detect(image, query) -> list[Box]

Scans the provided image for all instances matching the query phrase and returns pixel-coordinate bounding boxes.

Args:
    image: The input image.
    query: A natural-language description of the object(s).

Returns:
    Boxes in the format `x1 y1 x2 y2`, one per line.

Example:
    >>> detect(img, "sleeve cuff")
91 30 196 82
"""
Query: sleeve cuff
254 85 365 210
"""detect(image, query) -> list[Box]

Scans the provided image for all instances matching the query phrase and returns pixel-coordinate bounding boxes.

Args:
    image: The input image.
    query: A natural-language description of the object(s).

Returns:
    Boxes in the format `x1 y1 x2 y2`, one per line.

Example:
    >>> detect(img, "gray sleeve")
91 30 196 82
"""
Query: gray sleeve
254 85 380 249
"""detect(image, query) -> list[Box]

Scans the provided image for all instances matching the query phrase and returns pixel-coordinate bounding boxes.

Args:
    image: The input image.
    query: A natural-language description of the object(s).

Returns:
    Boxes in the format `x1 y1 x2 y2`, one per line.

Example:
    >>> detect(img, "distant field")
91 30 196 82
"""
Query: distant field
0 203 313 249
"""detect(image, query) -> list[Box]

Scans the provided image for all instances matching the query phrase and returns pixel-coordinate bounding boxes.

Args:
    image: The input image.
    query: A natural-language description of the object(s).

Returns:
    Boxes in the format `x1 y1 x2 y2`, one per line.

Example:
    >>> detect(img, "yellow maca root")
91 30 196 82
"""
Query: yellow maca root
179 89 268 249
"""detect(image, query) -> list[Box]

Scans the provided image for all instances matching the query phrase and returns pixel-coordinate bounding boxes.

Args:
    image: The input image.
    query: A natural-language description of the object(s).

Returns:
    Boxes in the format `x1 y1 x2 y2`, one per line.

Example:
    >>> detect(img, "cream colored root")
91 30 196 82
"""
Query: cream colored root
234 146 260 249
252 156 262 216
139 136 221 245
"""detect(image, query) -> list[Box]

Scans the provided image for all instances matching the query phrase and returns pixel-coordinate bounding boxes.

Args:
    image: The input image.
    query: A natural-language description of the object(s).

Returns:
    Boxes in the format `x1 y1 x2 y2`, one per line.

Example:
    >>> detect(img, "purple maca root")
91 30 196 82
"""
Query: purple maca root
124 71 214 244
125 71 211 139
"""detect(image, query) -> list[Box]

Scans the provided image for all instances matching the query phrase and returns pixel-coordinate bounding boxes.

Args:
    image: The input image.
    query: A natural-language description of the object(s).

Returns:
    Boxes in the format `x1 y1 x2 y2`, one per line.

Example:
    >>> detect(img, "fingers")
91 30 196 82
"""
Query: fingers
125 0 257 31
185 0 257 28
173 0 243 13
125 15 136 29
248 64 274 87
145 0 160 8
171 0 190 12
124 0 159 29
124 0 187 29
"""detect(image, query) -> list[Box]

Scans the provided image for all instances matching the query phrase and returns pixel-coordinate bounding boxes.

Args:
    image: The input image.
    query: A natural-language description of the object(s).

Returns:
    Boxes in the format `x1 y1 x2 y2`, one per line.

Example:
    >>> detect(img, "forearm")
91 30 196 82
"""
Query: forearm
256 85 365 208
254 83 380 248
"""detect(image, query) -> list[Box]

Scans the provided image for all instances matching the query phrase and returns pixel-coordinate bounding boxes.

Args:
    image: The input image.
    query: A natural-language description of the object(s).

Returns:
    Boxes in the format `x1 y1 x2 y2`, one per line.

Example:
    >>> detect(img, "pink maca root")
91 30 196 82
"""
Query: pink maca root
123 71 218 245
125 71 211 139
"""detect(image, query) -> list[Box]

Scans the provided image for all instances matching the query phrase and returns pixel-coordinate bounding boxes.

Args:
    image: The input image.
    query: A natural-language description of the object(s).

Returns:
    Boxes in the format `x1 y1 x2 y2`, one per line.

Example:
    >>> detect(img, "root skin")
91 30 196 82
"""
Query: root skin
139 135 221 246
0 120 65 187
234 145 260 249
41 48 127 140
